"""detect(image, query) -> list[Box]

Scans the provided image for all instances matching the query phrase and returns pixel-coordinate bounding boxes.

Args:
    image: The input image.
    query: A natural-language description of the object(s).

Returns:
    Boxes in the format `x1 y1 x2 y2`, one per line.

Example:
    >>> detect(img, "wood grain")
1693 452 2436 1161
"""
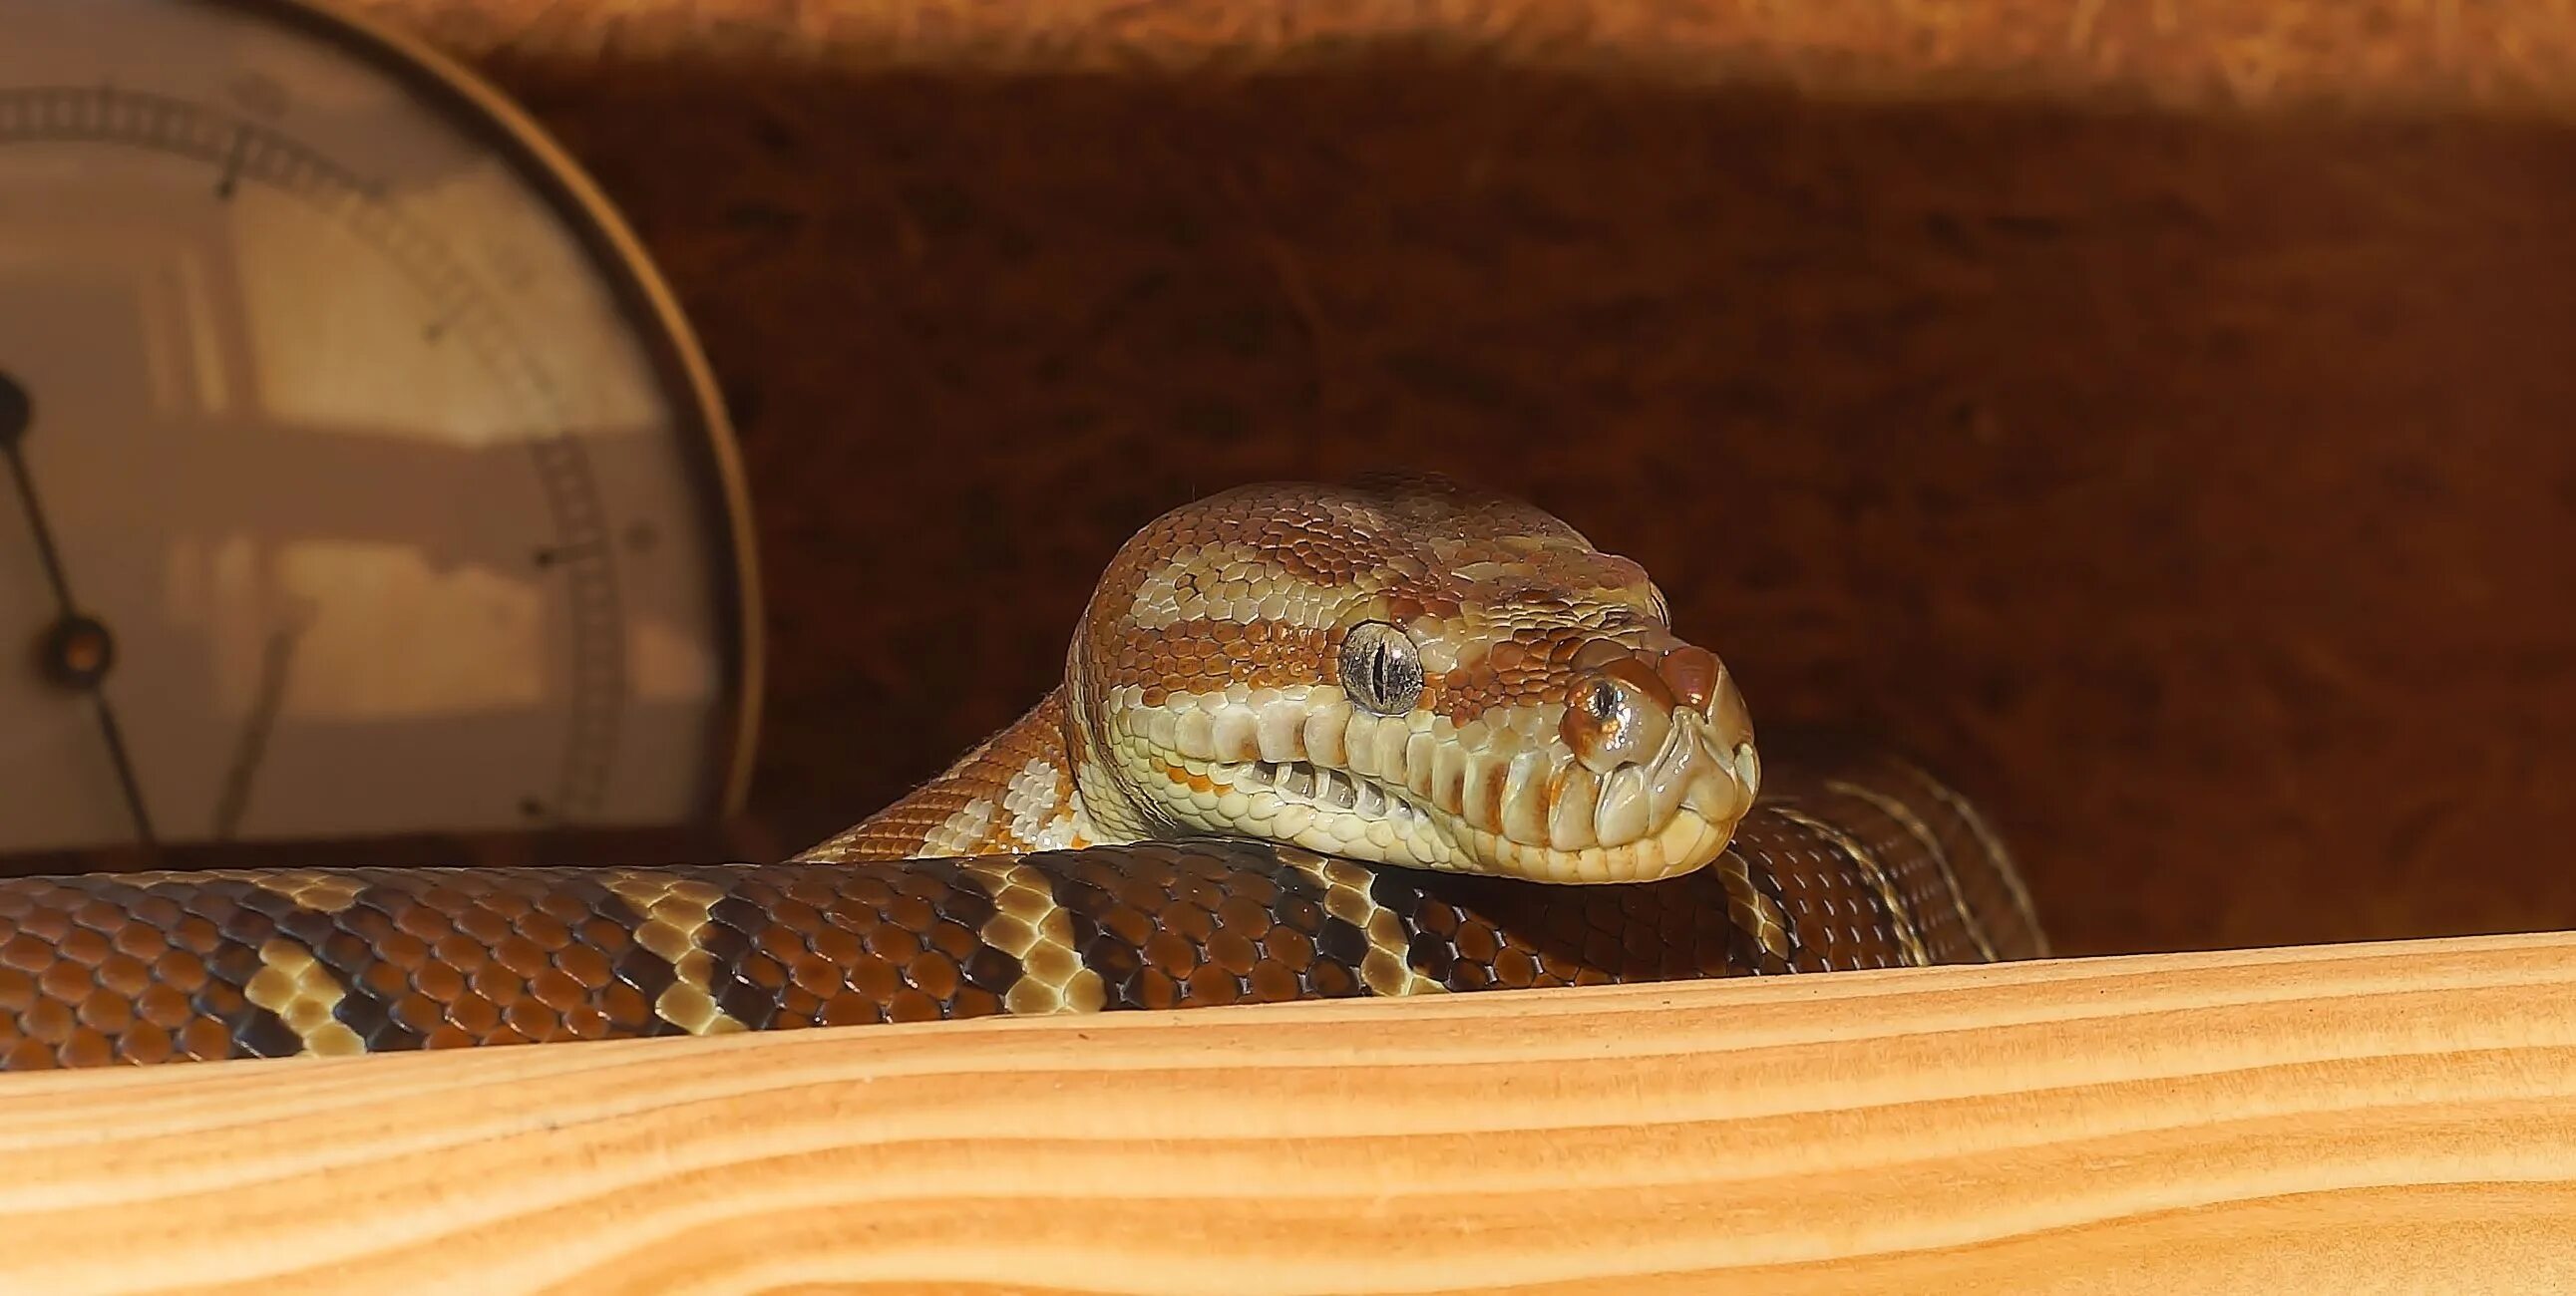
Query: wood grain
4 932 2573 1292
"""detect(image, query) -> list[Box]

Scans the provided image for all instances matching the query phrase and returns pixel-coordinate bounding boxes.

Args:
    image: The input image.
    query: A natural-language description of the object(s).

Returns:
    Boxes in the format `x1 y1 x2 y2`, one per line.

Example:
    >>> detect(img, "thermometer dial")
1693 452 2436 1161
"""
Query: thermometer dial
0 0 760 853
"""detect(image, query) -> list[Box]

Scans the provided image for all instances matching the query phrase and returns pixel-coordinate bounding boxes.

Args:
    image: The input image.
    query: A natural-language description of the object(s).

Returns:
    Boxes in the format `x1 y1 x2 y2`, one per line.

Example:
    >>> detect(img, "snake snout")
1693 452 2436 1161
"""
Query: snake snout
1559 646 1752 763
1693 663 1760 814
1557 642 1760 842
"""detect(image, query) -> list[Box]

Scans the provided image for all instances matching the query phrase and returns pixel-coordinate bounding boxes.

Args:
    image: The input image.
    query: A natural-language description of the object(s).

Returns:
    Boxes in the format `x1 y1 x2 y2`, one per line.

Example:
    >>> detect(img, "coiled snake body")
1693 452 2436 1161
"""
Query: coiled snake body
0 476 2043 1071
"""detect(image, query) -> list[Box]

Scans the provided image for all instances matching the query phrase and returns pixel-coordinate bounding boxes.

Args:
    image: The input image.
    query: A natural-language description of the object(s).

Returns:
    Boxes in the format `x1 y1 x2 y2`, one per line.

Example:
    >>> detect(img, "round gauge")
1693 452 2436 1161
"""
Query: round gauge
0 0 761 855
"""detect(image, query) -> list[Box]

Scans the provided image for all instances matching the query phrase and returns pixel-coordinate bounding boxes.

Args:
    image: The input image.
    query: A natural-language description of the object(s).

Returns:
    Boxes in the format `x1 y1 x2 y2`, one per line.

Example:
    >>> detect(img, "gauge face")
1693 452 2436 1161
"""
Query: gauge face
0 0 759 852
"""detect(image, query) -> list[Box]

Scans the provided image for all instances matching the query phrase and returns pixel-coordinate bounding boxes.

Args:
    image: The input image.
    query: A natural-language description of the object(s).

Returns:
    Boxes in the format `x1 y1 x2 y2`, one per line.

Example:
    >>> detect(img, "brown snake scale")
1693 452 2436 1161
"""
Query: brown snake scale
0 477 2043 1072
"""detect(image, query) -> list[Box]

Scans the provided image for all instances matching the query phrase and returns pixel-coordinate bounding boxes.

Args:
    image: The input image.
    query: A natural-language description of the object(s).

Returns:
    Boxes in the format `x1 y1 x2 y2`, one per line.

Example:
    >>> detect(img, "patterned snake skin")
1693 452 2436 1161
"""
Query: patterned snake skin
0 477 2043 1071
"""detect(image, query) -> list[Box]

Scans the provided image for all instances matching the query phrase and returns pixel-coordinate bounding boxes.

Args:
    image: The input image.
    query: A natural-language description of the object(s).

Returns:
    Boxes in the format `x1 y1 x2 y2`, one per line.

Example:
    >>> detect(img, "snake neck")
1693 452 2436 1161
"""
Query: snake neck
794 689 1120 862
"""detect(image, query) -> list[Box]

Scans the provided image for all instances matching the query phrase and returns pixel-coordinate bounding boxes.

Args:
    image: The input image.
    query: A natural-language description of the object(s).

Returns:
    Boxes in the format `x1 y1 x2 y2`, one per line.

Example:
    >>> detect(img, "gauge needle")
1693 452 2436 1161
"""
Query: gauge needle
211 620 304 841
0 371 156 844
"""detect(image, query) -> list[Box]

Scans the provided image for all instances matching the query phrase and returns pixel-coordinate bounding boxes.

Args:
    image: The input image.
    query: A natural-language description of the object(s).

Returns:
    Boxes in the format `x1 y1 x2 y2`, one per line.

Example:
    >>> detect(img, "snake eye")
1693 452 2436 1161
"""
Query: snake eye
1338 621 1423 716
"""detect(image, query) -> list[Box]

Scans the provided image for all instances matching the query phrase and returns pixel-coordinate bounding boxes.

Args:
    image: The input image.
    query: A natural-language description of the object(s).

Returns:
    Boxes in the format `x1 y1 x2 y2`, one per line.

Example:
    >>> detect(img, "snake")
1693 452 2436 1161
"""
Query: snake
0 474 2044 1072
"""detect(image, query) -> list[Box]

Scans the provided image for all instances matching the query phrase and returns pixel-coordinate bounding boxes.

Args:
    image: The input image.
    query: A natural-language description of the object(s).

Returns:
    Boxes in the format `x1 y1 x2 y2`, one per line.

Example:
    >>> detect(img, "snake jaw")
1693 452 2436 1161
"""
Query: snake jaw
1102 681 1756 883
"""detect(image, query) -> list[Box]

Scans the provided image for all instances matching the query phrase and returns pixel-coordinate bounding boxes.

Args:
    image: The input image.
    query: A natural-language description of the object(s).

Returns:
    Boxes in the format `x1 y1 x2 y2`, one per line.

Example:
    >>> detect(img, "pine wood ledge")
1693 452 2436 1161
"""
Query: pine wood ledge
5 931 2575 1294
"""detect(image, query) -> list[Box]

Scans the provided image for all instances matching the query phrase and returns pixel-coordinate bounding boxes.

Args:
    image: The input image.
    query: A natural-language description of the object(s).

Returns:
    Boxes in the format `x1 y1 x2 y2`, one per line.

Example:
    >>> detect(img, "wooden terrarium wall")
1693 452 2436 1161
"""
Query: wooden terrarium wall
359 0 2576 960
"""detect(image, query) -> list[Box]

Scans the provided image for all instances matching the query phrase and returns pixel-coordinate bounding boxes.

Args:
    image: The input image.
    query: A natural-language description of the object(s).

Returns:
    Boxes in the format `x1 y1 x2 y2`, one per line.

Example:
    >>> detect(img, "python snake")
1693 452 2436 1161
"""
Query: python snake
0 475 2043 1071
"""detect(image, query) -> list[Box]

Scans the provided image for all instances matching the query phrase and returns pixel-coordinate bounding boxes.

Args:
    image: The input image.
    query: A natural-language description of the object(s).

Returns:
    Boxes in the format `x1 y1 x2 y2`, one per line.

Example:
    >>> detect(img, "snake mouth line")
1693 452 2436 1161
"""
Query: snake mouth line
1120 683 1751 880
1227 759 1430 826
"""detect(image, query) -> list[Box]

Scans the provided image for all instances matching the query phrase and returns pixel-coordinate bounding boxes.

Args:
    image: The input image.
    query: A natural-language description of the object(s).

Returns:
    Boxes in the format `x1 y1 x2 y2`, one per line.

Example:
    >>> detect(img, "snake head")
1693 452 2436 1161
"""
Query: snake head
1067 473 1759 884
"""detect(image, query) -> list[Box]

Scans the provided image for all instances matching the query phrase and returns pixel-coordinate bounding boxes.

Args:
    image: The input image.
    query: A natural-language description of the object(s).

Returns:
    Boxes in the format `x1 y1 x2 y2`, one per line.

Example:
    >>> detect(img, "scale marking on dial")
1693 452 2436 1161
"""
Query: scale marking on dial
0 0 759 854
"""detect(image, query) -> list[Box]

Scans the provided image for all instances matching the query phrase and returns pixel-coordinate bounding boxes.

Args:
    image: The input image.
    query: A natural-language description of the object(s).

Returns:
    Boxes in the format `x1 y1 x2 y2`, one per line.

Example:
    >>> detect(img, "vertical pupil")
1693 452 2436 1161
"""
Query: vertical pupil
1370 643 1390 700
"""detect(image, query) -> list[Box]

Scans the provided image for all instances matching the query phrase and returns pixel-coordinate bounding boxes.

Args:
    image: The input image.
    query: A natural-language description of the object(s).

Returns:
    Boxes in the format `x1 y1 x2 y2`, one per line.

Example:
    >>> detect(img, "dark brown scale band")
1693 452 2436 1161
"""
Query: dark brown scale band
0 754 2040 1073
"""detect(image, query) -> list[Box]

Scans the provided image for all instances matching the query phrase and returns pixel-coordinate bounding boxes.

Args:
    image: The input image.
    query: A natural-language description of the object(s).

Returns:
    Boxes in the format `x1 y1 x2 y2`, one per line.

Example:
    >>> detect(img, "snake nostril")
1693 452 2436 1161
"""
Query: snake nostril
1560 662 1674 773
1584 678 1621 721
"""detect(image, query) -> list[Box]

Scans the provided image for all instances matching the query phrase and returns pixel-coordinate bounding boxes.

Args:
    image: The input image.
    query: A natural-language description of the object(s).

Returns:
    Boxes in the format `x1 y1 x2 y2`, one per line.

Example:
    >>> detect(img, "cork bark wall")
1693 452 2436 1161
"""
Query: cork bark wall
357 0 2576 958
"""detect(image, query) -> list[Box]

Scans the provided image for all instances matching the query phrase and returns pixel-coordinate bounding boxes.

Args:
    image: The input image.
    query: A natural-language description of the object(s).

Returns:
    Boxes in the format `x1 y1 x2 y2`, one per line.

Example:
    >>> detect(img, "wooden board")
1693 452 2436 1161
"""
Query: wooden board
5 930 2574 1291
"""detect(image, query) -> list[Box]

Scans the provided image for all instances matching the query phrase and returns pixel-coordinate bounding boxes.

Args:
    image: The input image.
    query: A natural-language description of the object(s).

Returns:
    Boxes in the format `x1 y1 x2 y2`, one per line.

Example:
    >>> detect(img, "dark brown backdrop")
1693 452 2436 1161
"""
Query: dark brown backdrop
358 0 2576 958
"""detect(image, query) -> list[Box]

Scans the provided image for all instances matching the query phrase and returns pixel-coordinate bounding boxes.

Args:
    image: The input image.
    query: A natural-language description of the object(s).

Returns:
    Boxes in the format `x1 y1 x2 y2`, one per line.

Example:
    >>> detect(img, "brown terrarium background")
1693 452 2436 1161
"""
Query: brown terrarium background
335 0 2576 960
